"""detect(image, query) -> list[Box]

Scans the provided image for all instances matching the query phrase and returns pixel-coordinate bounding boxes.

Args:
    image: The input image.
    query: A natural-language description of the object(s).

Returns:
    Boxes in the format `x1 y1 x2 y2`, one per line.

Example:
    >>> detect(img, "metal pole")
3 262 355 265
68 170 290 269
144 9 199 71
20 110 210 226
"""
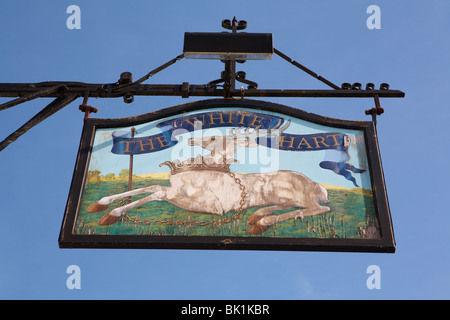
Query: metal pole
0 85 65 111
0 83 405 99
229 17 238 92
127 127 136 203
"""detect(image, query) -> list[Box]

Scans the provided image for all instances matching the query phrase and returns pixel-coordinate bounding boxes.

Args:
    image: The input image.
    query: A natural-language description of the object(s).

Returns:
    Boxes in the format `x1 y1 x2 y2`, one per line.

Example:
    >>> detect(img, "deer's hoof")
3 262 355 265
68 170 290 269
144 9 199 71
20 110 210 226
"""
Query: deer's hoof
87 202 109 213
98 213 120 225
247 224 268 234
247 215 268 234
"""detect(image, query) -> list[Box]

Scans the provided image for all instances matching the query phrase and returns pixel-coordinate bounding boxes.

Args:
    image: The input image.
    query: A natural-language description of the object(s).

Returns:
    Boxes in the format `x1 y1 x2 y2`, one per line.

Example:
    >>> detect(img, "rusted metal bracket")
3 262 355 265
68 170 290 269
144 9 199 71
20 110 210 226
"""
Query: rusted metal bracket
206 70 258 90
79 93 98 120
235 71 258 89
0 82 404 99
0 93 79 151
0 85 66 111
365 94 384 126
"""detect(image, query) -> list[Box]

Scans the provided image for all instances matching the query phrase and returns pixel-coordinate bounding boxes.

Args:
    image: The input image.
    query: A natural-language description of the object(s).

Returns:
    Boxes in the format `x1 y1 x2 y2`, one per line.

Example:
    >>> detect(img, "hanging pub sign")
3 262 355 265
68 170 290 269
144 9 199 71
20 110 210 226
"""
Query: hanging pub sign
59 99 395 252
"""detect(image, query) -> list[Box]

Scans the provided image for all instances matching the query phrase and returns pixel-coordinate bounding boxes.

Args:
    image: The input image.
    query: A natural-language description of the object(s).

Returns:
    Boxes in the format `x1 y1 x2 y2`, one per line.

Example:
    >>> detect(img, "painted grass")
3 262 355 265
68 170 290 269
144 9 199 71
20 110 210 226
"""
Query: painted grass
75 179 379 239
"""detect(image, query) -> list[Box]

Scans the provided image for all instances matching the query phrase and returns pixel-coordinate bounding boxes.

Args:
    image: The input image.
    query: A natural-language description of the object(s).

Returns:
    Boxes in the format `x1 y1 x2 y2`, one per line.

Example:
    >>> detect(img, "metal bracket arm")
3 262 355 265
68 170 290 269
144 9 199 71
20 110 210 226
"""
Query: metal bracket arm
0 85 67 111
0 82 405 99
0 94 79 152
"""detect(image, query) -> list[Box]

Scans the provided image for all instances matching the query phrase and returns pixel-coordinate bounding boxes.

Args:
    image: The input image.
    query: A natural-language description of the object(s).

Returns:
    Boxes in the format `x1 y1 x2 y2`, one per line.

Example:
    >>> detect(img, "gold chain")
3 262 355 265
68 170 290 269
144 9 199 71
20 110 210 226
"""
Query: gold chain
227 171 247 215
121 171 247 227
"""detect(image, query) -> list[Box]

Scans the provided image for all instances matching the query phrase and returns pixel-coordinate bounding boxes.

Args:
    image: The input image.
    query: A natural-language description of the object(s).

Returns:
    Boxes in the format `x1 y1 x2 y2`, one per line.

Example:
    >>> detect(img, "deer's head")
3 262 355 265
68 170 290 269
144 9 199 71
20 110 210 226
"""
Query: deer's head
187 119 290 163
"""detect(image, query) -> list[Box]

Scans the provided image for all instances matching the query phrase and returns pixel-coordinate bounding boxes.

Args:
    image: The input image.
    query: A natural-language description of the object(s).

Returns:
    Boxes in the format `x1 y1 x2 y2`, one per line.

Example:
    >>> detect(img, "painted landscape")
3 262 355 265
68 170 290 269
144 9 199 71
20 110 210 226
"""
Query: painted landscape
75 171 380 239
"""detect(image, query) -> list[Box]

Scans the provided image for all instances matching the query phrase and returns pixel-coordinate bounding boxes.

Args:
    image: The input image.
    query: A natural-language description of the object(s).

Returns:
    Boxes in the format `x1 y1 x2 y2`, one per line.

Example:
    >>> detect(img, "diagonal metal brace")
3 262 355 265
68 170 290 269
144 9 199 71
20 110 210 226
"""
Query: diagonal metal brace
0 94 79 151
0 85 66 111
112 53 185 93
274 48 340 90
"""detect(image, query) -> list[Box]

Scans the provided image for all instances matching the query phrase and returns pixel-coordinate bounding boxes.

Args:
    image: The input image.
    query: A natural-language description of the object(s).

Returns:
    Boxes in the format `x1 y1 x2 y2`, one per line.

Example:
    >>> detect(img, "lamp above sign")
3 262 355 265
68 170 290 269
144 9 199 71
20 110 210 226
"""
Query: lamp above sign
59 99 395 253
183 32 273 60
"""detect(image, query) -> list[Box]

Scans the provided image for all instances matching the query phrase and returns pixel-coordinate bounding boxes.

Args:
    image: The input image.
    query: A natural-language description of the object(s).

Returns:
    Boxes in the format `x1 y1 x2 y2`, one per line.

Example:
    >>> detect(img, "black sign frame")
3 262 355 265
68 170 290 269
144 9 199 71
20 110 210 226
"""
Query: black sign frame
59 98 395 253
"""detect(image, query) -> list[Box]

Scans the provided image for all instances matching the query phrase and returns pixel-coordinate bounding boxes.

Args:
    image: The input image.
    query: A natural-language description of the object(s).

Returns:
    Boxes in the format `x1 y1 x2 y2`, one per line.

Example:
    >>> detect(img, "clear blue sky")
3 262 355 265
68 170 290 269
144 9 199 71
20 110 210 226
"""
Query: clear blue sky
1 0 449 299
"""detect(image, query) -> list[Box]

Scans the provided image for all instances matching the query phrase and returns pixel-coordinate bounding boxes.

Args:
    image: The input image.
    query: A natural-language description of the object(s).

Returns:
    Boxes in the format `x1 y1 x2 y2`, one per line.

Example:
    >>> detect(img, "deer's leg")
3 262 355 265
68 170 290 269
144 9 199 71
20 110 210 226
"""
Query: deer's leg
248 205 330 234
98 187 168 225
87 185 164 213
247 205 291 234
260 205 330 226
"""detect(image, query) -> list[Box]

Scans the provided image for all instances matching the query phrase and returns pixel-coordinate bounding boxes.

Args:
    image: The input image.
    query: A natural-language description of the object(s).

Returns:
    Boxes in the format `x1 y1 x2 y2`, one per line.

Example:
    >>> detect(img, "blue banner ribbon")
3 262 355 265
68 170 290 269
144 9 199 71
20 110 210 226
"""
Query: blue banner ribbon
111 110 345 155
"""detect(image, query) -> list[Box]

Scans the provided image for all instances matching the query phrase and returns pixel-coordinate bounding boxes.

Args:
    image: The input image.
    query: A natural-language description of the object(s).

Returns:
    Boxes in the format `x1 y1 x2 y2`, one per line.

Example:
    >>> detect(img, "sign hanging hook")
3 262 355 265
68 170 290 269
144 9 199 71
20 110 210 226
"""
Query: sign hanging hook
365 94 384 126
79 92 98 120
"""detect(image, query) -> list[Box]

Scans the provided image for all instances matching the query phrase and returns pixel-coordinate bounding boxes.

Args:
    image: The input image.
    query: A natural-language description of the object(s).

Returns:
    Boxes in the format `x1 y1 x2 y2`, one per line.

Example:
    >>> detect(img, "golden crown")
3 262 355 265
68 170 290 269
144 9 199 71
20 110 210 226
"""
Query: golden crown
160 155 235 175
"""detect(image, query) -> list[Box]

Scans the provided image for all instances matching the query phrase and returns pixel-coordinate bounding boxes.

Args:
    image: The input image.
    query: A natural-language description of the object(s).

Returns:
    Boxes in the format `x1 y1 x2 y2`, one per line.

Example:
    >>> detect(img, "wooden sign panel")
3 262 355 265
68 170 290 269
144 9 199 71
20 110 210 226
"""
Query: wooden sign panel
59 99 395 252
